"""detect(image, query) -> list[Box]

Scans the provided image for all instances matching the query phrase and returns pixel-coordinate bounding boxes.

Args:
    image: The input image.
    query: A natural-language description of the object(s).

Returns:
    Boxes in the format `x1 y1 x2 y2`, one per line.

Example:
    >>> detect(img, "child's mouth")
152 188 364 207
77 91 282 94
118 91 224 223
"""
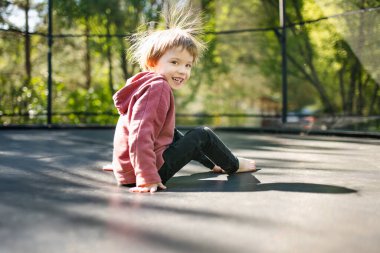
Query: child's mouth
172 77 184 85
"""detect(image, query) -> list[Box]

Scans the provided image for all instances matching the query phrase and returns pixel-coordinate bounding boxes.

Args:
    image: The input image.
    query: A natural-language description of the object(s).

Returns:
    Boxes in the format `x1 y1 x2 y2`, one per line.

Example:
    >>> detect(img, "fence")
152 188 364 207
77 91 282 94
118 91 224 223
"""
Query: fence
0 0 379 133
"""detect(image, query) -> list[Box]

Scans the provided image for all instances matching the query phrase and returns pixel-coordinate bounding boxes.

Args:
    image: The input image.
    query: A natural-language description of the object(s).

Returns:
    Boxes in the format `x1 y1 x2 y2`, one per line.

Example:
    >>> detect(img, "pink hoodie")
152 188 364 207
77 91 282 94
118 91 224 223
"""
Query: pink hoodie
112 72 175 186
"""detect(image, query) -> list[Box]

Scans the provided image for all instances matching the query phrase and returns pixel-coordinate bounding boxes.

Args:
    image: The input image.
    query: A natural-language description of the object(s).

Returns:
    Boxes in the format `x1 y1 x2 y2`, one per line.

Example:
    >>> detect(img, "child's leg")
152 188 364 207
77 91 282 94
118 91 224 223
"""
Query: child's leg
159 127 254 183
174 128 215 169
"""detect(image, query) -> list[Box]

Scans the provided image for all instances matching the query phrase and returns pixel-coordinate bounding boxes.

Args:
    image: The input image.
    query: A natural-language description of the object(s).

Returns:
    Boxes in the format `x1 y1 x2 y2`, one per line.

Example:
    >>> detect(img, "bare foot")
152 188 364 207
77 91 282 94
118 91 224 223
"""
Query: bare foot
236 157 257 173
102 164 113 171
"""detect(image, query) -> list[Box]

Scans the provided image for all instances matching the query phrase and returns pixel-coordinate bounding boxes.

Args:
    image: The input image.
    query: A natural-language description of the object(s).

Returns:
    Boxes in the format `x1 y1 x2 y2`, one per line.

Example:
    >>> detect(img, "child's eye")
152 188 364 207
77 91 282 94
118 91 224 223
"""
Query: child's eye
186 64 192 68
171 61 178 65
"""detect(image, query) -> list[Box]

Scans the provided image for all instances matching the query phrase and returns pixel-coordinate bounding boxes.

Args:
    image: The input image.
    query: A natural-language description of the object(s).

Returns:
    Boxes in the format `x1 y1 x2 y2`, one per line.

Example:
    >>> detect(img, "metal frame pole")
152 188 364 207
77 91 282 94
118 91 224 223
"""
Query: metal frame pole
47 0 53 125
280 0 288 124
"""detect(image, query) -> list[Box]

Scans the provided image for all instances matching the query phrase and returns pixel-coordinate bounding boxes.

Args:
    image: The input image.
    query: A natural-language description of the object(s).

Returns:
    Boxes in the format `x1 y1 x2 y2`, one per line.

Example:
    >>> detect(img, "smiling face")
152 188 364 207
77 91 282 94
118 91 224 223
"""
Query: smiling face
150 47 194 90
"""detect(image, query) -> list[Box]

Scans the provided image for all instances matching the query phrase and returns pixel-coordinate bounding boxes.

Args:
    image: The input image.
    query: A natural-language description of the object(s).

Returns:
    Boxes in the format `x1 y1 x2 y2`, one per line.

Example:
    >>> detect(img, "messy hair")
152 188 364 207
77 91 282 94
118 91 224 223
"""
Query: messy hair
128 1 207 71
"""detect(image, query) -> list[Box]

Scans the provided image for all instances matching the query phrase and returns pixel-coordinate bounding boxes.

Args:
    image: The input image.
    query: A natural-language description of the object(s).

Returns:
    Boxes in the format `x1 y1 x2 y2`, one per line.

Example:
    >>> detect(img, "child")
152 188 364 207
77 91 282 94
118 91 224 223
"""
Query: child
104 3 257 193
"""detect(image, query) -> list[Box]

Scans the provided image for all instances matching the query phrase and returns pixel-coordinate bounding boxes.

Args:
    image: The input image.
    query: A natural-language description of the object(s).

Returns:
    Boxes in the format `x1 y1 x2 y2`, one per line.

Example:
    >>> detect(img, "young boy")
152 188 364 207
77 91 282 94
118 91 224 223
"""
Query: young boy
106 4 257 193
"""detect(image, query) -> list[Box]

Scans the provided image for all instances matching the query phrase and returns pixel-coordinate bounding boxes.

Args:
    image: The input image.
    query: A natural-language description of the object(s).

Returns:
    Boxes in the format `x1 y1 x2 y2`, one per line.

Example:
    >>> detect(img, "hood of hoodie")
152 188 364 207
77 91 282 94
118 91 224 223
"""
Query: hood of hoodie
113 72 167 115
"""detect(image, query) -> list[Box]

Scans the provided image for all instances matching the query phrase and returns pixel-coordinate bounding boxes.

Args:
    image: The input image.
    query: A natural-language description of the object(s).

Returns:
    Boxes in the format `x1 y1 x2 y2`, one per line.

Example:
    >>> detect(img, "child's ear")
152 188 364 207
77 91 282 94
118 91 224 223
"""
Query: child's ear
147 59 156 69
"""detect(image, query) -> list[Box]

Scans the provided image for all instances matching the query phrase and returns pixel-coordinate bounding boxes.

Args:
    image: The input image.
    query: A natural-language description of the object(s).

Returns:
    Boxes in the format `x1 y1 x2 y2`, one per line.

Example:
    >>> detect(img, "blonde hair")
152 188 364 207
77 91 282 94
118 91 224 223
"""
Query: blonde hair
128 1 207 71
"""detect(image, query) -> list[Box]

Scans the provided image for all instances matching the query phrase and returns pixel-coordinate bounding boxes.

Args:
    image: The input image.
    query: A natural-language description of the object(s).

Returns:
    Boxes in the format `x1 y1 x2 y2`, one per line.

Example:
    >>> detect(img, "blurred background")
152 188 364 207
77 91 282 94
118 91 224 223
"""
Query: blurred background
0 0 379 133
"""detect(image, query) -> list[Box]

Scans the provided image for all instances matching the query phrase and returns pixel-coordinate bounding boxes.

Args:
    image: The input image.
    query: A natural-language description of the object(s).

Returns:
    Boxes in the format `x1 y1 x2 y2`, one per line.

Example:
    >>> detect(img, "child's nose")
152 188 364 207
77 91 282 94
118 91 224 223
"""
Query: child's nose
178 65 188 74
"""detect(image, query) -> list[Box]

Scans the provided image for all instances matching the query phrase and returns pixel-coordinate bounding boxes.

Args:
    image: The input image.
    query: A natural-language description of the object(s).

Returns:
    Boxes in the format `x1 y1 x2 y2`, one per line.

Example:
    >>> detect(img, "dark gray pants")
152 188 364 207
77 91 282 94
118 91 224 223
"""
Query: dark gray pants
159 127 239 184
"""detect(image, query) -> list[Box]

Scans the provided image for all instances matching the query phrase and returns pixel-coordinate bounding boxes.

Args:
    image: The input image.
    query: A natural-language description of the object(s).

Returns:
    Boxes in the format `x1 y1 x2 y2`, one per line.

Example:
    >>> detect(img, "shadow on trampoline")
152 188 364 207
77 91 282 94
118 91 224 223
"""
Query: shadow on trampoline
166 172 358 194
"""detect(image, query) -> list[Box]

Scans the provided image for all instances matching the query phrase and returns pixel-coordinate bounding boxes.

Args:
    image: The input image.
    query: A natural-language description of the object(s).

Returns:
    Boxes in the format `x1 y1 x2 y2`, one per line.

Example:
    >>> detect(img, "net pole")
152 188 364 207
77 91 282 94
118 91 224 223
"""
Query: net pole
47 0 53 125
280 0 288 124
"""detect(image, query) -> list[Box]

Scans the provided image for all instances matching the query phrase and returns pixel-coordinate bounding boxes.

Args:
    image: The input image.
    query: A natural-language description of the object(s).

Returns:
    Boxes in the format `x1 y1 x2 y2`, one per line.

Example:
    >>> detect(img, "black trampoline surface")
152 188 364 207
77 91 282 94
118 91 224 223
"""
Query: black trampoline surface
0 129 379 253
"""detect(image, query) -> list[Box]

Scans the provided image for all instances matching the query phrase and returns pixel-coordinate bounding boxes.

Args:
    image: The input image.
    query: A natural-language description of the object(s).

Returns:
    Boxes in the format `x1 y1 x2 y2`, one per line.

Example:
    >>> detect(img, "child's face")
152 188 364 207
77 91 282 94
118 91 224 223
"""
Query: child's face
151 47 194 90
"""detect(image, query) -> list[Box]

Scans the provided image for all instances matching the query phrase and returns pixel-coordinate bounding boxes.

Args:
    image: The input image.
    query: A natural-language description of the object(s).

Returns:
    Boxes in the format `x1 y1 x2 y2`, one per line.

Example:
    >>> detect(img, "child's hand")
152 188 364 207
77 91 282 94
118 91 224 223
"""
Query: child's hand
129 182 167 193
212 165 226 174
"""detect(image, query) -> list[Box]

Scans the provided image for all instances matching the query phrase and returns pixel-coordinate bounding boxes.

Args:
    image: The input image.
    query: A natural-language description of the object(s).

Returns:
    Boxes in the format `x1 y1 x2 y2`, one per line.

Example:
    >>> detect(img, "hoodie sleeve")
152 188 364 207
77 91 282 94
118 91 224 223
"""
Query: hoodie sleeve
128 81 171 186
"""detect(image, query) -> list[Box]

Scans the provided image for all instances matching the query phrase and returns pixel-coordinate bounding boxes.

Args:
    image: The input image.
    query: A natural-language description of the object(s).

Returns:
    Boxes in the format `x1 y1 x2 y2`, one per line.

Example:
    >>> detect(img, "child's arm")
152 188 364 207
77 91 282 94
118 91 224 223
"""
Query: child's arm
128 81 172 188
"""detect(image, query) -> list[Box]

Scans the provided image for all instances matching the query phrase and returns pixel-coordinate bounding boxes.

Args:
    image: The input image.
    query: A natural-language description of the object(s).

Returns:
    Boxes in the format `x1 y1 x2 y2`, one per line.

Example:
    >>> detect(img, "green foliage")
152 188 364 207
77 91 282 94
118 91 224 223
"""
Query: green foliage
0 0 379 129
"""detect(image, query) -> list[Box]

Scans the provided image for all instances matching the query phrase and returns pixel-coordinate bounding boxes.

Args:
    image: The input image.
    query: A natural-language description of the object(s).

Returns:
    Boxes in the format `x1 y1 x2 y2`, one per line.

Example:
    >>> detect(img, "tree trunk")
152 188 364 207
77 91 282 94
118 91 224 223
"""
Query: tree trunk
347 61 360 115
106 15 114 94
308 59 335 114
357 69 364 115
356 0 366 115
25 0 31 84
119 37 128 80
338 61 347 114
368 83 379 115
84 15 92 89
